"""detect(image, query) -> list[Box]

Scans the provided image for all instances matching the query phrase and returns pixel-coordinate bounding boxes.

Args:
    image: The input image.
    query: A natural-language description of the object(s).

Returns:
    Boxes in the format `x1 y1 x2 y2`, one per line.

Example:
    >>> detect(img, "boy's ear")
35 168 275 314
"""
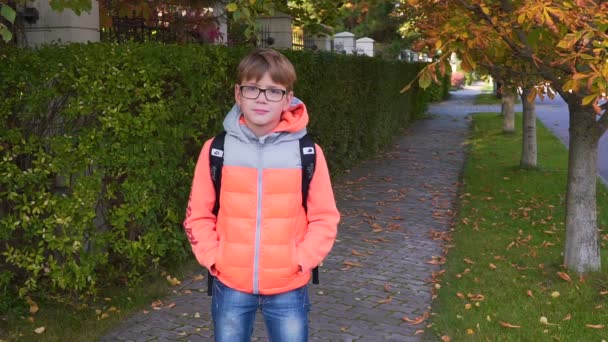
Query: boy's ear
282 91 294 111
234 84 241 105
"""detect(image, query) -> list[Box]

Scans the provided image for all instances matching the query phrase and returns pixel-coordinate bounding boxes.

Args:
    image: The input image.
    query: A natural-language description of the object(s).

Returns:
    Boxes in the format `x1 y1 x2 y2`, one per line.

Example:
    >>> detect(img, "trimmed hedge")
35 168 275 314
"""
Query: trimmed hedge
0 43 448 307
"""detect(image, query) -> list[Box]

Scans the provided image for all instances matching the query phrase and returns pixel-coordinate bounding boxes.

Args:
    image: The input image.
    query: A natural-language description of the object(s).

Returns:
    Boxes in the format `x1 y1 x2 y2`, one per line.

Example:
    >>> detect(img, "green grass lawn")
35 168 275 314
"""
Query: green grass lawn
1 260 203 341
428 113 608 340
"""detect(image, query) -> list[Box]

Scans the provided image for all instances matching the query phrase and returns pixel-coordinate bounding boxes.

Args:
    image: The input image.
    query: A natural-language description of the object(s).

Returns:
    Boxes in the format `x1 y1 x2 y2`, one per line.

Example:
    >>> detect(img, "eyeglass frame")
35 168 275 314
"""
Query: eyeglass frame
238 85 288 102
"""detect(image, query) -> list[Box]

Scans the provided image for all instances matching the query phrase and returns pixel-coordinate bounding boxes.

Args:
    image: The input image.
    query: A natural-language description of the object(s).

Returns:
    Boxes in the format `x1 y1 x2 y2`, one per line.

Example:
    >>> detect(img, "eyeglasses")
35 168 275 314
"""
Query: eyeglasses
239 85 287 102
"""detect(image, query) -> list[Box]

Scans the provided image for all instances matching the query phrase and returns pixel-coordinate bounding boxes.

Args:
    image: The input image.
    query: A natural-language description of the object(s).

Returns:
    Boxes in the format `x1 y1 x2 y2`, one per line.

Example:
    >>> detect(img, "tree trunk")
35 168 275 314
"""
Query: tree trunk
564 101 602 273
520 87 537 168
501 88 515 134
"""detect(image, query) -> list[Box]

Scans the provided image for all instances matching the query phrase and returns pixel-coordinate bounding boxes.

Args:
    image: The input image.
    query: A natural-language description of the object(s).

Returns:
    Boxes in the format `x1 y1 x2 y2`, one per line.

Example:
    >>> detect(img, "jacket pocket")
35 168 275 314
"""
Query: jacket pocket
214 238 225 274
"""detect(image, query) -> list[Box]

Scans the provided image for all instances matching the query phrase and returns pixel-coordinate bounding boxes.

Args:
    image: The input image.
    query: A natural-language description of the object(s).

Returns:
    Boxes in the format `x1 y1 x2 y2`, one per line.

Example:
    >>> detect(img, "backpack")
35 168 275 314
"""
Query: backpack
206 131 319 295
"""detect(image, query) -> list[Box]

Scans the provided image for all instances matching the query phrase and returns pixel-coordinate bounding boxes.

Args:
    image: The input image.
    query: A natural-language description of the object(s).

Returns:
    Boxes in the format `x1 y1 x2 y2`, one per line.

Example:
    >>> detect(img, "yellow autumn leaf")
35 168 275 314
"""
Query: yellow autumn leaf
226 3 238 12
166 275 181 286
435 39 442 50
480 4 490 15
585 324 604 329
34 326 45 334
582 94 596 106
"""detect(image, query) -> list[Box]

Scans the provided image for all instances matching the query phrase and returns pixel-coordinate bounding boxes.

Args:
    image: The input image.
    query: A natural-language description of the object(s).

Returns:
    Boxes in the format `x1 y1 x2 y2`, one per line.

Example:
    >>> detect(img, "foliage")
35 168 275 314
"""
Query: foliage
430 113 608 340
0 43 448 310
0 1 16 42
99 0 227 44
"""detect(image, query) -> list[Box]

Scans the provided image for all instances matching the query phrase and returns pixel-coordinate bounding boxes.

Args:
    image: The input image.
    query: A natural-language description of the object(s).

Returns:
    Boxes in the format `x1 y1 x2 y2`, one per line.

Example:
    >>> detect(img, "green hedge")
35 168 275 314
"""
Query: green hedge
0 43 448 308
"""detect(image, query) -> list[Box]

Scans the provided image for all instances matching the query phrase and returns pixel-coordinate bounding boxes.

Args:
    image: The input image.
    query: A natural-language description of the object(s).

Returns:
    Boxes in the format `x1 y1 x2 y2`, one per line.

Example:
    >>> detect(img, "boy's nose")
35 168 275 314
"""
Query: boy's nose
256 93 268 103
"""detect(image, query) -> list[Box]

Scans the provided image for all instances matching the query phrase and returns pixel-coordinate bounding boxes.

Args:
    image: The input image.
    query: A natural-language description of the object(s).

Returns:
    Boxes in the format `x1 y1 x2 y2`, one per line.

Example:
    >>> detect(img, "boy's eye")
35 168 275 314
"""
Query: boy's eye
268 89 284 95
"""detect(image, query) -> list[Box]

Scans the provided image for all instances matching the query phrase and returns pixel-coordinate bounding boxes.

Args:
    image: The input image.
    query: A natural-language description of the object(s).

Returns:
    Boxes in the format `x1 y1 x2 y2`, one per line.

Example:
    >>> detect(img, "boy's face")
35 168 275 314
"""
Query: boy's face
235 72 293 137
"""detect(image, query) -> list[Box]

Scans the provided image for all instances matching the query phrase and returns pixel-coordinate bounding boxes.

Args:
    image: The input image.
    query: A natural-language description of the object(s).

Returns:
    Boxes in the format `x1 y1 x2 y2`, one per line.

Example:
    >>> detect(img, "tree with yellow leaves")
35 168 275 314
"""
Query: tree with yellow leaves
404 0 607 273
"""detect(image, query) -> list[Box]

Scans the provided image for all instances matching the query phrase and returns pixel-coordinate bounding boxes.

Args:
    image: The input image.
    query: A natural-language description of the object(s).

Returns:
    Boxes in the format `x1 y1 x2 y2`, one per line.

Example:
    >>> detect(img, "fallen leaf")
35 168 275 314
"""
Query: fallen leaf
427 256 446 265
100 313 110 319
351 249 366 256
499 321 521 328
378 296 393 304
34 327 45 334
194 312 201 318
166 275 181 286
468 293 485 302
441 336 451 342
489 263 497 270
167 302 176 308
526 290 534 298
403 312 429 325
563 313 571 320
456 292 465 299
414 330 424 335
192 274 204 281
551 291 560 298
370 222 384 233
465 303 472 310
557 272 572 283
585 324 604 329
26 297 39 315
151 299 163 308
383 283 393 292
343 261 363 267
463 258 475 264
599 290 608 295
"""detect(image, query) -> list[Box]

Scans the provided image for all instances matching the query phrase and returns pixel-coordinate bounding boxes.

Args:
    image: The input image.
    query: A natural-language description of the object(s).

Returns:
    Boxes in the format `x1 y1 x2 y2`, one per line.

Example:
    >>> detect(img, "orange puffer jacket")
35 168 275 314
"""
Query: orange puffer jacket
184 98 340 295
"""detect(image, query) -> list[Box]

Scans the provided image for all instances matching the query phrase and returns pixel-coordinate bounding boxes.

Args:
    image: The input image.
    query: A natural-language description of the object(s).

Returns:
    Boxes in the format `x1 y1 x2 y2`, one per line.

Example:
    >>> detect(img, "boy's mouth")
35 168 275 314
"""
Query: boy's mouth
253 109 269 114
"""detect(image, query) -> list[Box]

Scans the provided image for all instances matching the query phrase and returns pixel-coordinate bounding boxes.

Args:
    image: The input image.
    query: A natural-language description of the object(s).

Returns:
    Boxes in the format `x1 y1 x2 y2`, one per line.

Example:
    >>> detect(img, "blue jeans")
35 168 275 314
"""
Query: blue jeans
211 279 310 342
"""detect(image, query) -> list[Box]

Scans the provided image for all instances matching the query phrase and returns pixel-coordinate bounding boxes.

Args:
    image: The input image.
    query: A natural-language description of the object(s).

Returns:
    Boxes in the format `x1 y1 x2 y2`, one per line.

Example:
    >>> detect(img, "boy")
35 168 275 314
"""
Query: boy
183 48 340 341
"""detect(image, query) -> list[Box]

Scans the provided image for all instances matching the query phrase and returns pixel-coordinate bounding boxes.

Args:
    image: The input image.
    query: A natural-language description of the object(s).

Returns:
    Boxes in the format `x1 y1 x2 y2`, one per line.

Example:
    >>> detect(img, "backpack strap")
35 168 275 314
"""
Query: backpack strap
299 134 320 284
207 131 226 296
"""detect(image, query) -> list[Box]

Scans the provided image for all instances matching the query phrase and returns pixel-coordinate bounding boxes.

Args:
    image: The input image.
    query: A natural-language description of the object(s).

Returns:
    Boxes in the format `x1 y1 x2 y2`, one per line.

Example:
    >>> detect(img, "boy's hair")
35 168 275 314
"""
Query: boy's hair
236 48 297 91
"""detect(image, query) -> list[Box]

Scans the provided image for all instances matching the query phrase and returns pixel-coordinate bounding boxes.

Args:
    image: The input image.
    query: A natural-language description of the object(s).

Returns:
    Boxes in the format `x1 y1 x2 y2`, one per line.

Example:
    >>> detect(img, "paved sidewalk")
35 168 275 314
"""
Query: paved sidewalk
100 87 482 342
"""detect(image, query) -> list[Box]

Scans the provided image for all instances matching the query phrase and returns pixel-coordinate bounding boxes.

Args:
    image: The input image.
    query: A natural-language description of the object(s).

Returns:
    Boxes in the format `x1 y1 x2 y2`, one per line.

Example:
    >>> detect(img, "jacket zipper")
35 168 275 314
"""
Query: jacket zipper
252 138 264 294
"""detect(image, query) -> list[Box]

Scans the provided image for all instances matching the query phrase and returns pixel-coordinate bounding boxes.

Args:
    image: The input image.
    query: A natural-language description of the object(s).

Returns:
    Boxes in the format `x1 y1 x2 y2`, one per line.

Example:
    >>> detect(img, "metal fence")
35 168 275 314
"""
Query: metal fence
100 17 181 43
